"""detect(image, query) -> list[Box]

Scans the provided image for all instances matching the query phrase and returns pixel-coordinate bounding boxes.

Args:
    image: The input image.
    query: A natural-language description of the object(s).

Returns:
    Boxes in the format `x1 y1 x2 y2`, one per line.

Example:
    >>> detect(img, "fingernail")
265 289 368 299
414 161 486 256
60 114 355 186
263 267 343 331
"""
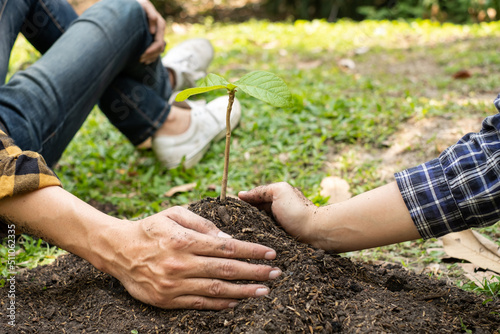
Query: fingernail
264 250 276 260
269 269 281 280
218 231 232 239
255 288 269 297
228 302 238 308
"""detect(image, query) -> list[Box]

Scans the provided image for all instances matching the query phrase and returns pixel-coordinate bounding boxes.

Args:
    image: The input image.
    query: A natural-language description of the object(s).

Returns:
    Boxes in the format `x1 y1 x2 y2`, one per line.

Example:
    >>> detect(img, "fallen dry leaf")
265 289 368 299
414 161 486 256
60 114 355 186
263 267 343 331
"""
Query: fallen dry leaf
320 176 351 204
421 263 441 276
278 152 289 163
441 230 500 274
262 40 279 49
297 60 322 70
457 263 499 288
472 230 500 257
164 182 197 197
452 69 471 79
354 46 370 55
338 58 356 70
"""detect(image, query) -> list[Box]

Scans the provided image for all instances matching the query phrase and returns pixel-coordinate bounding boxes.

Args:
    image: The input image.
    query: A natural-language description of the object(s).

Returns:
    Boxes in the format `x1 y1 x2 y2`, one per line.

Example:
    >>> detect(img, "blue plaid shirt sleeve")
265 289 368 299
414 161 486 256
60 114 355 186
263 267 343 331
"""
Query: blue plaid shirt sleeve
395 97 500 239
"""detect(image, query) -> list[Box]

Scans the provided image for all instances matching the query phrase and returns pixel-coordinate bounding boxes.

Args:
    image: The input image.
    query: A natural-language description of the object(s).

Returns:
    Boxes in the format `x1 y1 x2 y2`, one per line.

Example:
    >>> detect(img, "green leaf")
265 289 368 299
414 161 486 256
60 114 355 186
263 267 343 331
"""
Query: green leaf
234 71 292 107
175 74 232 102
175 85 227 102
199 73 231 87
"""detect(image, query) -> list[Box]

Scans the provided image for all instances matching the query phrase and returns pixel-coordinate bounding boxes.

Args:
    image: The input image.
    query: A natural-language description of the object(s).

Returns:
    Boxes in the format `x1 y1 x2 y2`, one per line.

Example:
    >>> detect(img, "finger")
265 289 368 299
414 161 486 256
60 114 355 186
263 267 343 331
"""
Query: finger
149 16 157 35
143 2 158 34
139 41 163 64
191 234 276 260
139 49 153 64
151 37 166 55
140 34 166 64
239 182 291 204
153 17 167 55
155 17 166 45
241 182 309 209
168 295 239 310
165 206 229 238
238 184 281 203
190 279 271 299
198 257 282 281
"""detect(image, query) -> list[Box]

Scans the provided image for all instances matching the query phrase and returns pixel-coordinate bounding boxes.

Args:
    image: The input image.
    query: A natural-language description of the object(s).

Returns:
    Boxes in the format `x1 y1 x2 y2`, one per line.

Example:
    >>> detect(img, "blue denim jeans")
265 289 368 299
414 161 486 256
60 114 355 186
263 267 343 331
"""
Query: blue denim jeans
0 0 172 166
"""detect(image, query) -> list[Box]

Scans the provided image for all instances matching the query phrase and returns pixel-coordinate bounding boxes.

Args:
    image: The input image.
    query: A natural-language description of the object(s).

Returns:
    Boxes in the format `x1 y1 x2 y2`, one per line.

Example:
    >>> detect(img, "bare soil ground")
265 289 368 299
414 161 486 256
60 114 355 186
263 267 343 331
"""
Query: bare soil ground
2 197 499 333
6 2 497 332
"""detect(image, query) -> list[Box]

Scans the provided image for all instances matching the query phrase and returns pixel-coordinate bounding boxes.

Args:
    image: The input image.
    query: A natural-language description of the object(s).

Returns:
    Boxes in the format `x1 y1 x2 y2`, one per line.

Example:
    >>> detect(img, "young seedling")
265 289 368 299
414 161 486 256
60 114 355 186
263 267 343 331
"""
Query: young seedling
175 71 292 201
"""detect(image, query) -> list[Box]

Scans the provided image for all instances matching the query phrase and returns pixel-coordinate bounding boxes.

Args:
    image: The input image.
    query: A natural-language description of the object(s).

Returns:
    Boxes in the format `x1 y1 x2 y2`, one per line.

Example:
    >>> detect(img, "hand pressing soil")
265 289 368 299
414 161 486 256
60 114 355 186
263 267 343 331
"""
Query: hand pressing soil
2 197 499 333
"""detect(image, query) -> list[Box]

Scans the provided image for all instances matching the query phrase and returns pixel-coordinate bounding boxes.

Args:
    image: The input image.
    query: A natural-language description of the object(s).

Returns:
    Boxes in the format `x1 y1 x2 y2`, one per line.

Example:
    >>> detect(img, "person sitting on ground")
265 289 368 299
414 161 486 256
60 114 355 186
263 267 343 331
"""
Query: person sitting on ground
240 101 500 252
0 0 281 310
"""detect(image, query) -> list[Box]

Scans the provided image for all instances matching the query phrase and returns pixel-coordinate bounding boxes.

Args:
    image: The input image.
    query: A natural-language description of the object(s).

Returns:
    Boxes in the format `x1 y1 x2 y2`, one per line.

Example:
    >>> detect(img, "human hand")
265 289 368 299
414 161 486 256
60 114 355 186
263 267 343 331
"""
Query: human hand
136 0 166 64
240 182 422 253
239 182 317 244
104 206 281 310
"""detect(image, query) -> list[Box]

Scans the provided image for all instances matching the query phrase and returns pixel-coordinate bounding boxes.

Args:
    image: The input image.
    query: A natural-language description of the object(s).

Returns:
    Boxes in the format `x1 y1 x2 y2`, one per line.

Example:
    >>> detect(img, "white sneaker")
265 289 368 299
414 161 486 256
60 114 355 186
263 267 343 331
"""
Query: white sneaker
153 96 241 169
162 38 214 91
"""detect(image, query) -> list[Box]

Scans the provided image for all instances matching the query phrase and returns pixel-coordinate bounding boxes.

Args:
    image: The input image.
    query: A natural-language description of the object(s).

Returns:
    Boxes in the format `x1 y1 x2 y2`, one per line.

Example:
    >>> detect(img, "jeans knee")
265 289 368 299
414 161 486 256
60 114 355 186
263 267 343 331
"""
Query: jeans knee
104 0 145 24
76 0 149 51
80 0 147 35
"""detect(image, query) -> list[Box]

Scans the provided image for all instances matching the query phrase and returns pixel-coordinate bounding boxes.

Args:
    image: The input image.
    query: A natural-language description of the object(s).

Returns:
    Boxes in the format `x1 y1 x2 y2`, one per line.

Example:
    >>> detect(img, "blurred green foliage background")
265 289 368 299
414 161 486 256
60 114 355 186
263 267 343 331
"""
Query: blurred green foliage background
151 0 500 23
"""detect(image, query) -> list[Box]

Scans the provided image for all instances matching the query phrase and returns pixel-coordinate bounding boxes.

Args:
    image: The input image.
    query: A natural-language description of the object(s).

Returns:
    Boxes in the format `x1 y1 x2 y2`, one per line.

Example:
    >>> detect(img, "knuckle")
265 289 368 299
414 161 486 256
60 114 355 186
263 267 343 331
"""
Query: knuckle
250 246 261 259
219 261 236 278
208 280 225 297
280 182 295 193
169 234 194 251
149 291 168 307
220 239 237 256
162 259 188 275
168 206 183 216
156 278 177 292
276 181 288 189
192 297 205 310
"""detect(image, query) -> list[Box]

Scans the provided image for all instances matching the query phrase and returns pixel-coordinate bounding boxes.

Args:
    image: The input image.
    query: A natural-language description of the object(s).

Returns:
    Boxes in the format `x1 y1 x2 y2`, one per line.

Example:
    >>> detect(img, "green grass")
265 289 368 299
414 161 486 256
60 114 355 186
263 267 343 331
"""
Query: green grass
459 275 500 297
2 18 500 293
0 235 65 283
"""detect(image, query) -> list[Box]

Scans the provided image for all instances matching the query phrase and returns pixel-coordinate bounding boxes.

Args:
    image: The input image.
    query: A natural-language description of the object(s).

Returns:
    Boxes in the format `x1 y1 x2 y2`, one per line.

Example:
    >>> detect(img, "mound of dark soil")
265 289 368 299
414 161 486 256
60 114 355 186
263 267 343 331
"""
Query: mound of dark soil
1 197 499 333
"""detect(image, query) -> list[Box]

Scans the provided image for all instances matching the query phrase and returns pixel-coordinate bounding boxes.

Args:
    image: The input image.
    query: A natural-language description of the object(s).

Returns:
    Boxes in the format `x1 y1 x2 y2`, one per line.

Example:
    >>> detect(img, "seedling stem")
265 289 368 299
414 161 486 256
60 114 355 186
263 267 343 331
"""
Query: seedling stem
221 89 236 201
175 71 291 202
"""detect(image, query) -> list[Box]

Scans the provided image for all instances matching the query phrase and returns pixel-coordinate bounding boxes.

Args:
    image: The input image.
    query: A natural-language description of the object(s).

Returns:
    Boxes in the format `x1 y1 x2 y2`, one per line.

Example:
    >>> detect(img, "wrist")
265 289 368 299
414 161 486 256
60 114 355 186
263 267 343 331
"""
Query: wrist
29 188 125 273
0 186 131 275
305 204 342 251
294 205 323 246
83 217 132 275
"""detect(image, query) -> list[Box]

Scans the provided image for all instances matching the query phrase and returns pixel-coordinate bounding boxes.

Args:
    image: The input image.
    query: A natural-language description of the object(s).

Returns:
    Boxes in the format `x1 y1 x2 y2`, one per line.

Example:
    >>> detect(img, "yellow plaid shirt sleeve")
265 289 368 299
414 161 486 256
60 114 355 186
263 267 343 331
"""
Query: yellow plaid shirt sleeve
0 130 62 199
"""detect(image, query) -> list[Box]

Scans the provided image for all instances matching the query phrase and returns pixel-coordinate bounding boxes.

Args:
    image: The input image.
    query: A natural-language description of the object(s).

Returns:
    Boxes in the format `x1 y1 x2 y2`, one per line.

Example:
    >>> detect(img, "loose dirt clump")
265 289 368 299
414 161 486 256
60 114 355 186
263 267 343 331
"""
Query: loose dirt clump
1 197 499 333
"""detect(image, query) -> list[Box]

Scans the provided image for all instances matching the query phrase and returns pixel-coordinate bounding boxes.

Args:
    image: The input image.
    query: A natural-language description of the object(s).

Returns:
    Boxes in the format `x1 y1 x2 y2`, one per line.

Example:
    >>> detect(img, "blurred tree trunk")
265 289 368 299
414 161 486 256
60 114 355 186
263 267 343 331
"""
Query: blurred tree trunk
264 0 373 21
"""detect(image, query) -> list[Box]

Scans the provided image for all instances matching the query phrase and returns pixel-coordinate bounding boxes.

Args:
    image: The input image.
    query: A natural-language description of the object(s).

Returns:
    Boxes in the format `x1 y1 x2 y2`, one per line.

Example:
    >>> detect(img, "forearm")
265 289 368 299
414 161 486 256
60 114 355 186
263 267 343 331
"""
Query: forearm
0 187 282 310
309 181 421 252
0 186 121 270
